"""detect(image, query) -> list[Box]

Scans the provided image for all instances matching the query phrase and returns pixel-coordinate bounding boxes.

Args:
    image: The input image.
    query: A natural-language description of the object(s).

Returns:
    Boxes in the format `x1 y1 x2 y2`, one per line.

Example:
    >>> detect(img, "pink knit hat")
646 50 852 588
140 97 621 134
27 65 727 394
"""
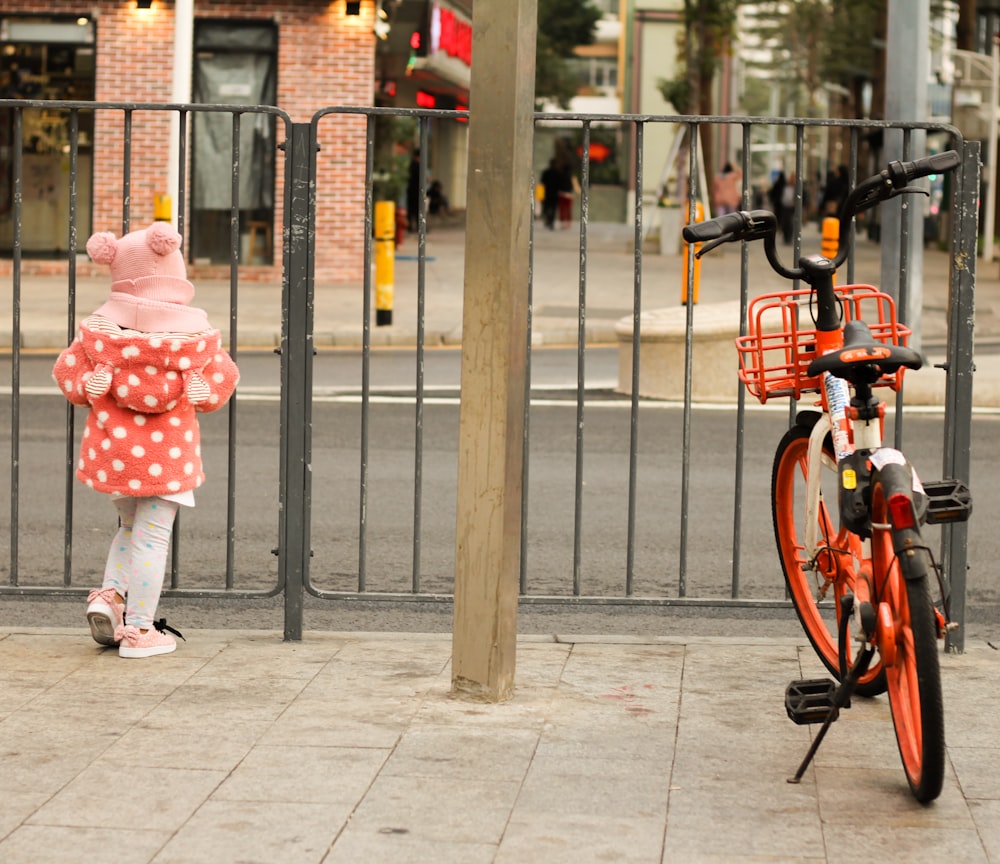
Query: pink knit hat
88 222 211 333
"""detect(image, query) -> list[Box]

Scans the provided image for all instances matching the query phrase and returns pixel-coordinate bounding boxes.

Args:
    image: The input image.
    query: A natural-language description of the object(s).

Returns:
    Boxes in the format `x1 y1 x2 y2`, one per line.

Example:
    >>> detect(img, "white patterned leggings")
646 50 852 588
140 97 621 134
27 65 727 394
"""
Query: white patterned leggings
101 496 179 631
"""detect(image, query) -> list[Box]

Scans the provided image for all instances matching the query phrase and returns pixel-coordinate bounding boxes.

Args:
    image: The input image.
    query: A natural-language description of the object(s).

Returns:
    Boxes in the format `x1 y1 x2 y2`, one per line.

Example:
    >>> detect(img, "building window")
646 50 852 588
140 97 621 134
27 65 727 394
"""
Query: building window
190 21 277 265
0 16 96 256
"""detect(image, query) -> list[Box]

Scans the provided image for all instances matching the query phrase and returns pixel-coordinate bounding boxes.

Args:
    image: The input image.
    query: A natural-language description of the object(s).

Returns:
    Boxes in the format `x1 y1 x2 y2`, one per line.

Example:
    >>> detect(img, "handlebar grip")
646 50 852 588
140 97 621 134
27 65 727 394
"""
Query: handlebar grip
887 150 960 188
682 211 746 243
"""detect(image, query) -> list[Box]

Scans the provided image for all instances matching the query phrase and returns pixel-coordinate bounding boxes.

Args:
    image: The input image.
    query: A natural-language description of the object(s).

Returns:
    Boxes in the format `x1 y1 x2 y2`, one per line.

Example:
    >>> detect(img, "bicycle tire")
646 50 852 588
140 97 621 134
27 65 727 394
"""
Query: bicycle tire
871 472 945 803
772 424 887 696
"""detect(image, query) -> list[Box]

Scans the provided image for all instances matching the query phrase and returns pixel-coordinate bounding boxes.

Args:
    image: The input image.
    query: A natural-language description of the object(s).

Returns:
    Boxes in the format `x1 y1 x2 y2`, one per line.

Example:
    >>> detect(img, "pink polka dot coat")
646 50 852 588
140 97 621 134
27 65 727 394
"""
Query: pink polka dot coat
52 317 240 497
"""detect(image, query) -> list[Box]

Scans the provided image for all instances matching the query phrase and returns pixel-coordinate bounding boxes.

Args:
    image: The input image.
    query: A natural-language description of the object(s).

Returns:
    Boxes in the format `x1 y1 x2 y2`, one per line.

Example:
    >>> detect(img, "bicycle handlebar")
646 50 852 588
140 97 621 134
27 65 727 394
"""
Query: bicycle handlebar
682 210 775 244
681 150 961 280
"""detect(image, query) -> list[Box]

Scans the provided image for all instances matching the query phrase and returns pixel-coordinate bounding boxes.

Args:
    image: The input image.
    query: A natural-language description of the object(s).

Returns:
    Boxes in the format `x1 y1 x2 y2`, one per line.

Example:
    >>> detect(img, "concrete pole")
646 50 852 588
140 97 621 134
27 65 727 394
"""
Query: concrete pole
452 0 537 702
882 0 928 348
168 0 194 228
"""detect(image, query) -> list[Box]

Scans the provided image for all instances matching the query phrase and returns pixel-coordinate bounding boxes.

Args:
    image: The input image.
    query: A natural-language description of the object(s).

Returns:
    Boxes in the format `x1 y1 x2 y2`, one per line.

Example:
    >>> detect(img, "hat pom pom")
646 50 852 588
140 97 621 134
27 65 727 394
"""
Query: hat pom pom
86 232 118 265
146 222 182 257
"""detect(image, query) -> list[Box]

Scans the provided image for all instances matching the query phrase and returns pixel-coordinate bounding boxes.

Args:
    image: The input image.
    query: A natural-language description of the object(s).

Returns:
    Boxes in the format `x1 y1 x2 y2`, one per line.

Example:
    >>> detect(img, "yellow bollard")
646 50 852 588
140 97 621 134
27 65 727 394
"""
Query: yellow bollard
154 194 172 222
375 200 395 327
822 216 839 286
682 201 704 304
821 217 839 259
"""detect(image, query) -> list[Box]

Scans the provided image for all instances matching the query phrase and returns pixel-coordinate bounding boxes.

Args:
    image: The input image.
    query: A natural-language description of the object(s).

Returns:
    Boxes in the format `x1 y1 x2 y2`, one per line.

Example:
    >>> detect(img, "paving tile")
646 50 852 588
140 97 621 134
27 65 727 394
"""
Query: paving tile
258 690 415 748
0 678 50 720
0 633 100 674
59 653 210 694
212 743 390 804
152 800 347 864
193 634 347 682
0 790 50 841
498 815 667 864
516 755 670 821
106 725 262 772
821 822 989 864
27 764 228 832
0 825 171 864
663 773 824 861
326 833 497 864
382 723 539 781
0 742 103 796
0 686 153 751
342 773 520 845
533 733 675 769
412 682 556 729
142 677 308 732
813 765 973 827
969 799 1000 863
937 745 1000 800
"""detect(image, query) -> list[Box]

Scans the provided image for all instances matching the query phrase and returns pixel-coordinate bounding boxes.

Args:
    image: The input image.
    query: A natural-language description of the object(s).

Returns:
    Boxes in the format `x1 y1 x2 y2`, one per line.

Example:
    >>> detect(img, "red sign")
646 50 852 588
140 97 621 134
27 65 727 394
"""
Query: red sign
431 3 472 67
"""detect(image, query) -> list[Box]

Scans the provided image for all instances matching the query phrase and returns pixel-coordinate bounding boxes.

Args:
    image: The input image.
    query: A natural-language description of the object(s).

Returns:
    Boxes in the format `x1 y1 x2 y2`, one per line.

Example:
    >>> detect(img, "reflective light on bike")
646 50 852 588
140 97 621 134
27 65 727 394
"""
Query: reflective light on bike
840 346 891 362
887 492 917 530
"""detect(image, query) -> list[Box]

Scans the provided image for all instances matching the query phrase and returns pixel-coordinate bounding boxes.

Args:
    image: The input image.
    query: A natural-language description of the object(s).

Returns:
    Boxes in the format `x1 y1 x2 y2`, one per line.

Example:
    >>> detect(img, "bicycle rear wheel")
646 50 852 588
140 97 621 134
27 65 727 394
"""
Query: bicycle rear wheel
871 473 945 803
772 423 886 696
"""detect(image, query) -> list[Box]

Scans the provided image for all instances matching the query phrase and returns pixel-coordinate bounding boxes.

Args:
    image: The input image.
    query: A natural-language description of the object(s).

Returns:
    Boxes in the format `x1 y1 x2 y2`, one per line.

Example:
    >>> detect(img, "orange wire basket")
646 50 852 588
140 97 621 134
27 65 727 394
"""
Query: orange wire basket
735 284 912 404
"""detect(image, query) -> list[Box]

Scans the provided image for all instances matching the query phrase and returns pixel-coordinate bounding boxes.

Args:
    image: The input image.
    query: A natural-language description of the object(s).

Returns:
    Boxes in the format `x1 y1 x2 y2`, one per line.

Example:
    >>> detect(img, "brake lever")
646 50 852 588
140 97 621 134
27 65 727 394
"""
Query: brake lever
694 233 734 258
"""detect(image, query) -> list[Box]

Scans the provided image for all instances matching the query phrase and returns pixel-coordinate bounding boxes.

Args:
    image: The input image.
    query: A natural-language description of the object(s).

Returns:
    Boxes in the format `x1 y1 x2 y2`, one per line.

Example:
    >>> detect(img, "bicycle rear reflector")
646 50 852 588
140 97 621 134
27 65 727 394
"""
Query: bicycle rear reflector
887 492 917 529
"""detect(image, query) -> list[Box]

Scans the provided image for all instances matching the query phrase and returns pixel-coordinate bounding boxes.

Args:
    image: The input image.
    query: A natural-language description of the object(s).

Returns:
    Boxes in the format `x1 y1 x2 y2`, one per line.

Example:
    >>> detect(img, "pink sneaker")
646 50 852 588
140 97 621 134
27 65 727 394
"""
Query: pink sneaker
116 624 177 659
86 588 124 646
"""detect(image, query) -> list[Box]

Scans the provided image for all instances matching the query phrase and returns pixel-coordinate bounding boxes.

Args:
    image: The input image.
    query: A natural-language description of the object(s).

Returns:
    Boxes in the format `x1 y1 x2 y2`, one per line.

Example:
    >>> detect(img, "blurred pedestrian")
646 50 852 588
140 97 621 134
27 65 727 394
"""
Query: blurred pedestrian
406 148 421 232
540 159 561 229
711 162 742 216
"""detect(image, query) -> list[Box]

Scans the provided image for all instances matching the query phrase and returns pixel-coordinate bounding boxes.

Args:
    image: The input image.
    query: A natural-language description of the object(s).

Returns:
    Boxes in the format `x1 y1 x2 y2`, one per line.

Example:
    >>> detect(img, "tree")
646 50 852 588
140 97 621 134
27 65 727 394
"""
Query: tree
535 0 603 108
657 0 741 177
657 0 740 115
741 0 884 120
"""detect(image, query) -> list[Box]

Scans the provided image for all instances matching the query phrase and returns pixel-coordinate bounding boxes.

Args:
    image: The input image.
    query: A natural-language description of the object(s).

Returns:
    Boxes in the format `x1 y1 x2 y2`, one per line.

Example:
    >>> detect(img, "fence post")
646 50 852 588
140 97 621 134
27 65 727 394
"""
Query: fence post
279 122 315 641
942 139 980 654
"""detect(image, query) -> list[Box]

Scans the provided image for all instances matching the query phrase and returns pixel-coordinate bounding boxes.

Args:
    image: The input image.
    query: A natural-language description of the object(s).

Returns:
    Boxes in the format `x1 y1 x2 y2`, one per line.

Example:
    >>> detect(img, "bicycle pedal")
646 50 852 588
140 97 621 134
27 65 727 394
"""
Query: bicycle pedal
923 479 973 524
785 678 841 725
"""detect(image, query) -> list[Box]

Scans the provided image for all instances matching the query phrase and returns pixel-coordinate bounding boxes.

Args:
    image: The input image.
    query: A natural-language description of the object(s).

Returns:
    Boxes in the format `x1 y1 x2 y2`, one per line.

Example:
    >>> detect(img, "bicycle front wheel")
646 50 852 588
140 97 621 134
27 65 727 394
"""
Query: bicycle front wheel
871 473 945 804
772 423 886 696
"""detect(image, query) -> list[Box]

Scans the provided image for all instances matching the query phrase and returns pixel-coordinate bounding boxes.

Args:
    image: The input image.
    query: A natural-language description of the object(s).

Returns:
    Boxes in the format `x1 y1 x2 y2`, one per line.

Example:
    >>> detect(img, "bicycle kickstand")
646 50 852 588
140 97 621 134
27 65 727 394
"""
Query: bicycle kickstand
787 644 875 785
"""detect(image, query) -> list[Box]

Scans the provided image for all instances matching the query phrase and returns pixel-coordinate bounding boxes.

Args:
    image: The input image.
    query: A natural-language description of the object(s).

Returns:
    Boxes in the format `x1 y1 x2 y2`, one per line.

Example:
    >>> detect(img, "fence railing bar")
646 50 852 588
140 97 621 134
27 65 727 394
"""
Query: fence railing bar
357 113 377 593
223 112 244 589
624 119 644 596
730 122 754 598
677 120 702 598
9 107 23 588
520 159 536 596
412 117 432 594
572 121 592 597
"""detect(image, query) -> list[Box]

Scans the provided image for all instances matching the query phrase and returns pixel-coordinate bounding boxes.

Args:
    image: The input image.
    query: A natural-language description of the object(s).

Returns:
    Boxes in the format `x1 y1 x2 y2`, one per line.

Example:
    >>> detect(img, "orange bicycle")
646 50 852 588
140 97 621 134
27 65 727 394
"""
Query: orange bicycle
683 151 972 803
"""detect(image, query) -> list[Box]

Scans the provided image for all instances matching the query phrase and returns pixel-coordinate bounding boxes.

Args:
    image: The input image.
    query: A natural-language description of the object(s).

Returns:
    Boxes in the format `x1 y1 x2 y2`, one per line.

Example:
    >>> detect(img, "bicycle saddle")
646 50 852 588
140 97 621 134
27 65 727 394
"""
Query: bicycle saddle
807 320 924 384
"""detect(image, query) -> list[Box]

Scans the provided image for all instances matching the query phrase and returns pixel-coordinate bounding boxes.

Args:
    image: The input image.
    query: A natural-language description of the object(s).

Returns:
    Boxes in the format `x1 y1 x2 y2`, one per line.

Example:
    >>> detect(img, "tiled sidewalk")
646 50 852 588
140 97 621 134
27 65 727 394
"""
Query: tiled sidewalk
1 629 997 863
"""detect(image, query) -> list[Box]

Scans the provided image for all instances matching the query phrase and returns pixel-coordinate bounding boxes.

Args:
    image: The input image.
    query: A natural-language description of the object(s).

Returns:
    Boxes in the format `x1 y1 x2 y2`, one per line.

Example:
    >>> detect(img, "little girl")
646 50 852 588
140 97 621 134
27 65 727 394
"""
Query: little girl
53 222 239 658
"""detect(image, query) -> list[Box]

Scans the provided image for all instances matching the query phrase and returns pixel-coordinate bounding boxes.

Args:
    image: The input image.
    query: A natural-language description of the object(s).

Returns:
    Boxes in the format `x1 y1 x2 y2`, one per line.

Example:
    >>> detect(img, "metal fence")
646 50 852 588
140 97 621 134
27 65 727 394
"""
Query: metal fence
0 102 979 647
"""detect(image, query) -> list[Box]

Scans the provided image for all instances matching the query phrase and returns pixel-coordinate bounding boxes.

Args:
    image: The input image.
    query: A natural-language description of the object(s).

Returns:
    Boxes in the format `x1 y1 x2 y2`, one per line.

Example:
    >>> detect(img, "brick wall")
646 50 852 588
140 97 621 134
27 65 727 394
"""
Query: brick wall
6 0 374 283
